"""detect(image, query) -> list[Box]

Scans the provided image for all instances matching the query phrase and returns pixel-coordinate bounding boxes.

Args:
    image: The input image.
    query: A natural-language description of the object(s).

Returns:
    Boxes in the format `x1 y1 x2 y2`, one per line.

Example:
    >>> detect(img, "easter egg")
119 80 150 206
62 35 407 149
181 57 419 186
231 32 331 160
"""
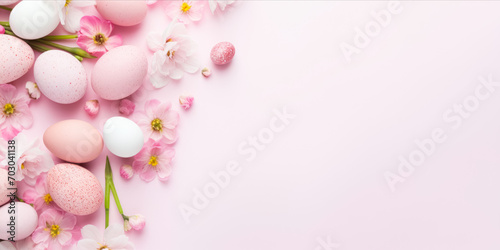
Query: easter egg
0 35 34 84
0 202 38 241
43 120 103 163
9 0 60 40
210 42 236 65
96 0 147 26
0 169 14 206
103 117 144 158
91 45 147 100
34 50 87 104
47 163 103 216
0 0 18 6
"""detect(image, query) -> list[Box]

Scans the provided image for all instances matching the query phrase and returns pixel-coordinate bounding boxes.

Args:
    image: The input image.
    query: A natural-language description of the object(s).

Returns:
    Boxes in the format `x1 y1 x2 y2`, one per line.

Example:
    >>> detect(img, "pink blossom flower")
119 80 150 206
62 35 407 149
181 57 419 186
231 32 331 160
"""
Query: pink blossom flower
147 21 199 88
77 224 134 250
120 164 134 180
166 0 204 24
84 99 100 117
132 139 175 182
32 209 78 249
136 99 179 143
179 95 194 110
22 173 61 212
208 0 235 14
77 16 122 57
124 214 146 231
0 84 33 140
26 81 41 100
6 134 54 186
119 99 136 116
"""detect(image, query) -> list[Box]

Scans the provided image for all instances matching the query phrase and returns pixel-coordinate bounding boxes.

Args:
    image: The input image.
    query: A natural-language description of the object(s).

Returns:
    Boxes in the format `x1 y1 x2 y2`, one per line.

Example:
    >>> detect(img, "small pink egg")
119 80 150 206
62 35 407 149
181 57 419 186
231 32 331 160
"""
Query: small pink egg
210 42 236 65
47 163 104 216
0 34 34 84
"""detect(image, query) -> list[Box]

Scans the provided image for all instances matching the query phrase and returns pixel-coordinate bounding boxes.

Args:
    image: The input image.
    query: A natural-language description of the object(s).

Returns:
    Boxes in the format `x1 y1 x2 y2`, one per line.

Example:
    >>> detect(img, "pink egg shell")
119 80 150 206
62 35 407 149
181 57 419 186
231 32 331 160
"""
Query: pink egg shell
91 45 147 100
0 169 14 206
210 42 236 65
47 163 104 216
96 0 147 26
0 0 18 6
33 50 87 104
0 34 35 84
43 120 104 163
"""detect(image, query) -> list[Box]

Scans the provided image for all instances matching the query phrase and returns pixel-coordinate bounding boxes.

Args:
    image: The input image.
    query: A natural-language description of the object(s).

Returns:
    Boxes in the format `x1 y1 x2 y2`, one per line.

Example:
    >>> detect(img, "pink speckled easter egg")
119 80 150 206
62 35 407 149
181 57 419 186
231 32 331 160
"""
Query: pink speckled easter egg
43 120 104 163
0 0 18 6
210 42 236 65
96 0 147 26
92 45 147 100
34 50 87 104
0 34 34 84
47 163 103 216
0 169 14 206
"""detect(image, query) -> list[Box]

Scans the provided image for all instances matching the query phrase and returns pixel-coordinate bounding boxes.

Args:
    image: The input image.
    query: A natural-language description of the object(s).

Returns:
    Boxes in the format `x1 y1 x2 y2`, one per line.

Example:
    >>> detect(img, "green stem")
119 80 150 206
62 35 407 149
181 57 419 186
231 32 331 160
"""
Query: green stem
0 22 9 27
25 41 51 53
42 35 78 41
105 156 111 228
0 6 11 11
36 39 96 59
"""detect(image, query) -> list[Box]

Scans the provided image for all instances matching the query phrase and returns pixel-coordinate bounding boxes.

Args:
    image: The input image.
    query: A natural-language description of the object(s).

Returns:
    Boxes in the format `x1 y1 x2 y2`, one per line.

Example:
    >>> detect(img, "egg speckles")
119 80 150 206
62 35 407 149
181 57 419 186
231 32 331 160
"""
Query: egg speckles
34 50 87 104
47 163 103 216
0 34 34 84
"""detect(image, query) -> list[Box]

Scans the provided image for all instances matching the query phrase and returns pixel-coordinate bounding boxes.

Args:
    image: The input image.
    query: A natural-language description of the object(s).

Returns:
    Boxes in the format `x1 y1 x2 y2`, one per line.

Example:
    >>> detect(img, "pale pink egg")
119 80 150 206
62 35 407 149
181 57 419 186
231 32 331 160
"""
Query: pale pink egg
0 0 18 6
47 163 103 216
0 202 37 241
210 42 236 65
96 0 147 26
34 50 87 104
91 45 147 100
0 34 34 84
0 169 14 206
43 120 103 163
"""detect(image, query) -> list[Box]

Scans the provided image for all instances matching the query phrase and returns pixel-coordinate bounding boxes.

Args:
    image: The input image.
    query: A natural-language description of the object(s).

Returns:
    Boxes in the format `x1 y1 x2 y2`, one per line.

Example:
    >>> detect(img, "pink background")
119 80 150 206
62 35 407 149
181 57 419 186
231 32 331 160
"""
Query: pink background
3 1 500 249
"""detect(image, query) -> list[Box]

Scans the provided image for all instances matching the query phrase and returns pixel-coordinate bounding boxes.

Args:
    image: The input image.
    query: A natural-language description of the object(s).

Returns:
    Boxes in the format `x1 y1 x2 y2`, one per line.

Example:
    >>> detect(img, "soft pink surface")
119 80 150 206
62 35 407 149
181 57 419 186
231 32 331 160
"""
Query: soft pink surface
3 1 500 249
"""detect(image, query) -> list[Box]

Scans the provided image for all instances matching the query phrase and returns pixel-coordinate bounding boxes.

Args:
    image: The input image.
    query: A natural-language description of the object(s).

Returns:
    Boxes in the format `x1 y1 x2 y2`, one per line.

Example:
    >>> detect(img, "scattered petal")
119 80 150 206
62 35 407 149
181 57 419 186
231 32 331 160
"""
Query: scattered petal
127 214 146 231
84 100 100 117
26 81 41 100
0 25 4 35
120 164 134 180
201 67 211 77
119 99 136 116
179 95 194 110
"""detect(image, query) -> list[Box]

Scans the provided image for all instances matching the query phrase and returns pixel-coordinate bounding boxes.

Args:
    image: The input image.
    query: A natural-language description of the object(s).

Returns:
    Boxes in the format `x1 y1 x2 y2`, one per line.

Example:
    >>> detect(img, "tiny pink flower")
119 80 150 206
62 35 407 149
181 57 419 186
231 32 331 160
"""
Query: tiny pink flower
179 95 194 110
77 16 122 57
201 67 211 77
120 164 134 180
25 81 41 100
136 99 179 143
166 0 204 24
32 209 78 249
84 99 100 117
119 99 135 116
125 214 146 231
21 173 62 212
0 25 5 35
0 84 33 140
132 139 175 182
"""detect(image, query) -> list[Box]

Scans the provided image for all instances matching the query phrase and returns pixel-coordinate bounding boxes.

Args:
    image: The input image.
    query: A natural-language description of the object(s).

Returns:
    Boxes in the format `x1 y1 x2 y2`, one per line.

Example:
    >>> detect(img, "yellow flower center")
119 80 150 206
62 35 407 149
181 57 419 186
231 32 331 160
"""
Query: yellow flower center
43 193 53 205
93 33 108 45
44 224 60 238
180 2 191 13
149 156 158 167
65 0 71 7
151 118 163 132
3 103 14 116
21 164 25 170
98 245 110 250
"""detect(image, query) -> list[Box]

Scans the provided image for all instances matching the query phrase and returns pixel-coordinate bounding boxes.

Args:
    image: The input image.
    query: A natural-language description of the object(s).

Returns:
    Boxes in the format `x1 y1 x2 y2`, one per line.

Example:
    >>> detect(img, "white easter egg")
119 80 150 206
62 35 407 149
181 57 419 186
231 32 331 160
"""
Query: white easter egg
103 117 144 158
34 50 87 104
9 0 60 40
0 202 38 241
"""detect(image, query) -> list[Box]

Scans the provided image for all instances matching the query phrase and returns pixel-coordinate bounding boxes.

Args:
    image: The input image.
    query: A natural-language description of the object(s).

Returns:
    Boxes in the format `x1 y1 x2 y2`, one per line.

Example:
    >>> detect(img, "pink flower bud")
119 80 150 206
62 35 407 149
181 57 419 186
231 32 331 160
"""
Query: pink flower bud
25 81 41 100
0 26 4 35
120 164 134 180
84 100 100 117
202 67 211 77
179 95 194 110
126 214 146 231
119 99 135 116
123 220 132 232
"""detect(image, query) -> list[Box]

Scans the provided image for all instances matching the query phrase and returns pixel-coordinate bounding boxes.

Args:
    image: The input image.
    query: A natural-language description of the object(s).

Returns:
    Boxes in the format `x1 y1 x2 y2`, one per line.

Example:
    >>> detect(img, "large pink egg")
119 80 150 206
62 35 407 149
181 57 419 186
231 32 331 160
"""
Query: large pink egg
43 120 103 163
47 163 103 216
91 45 147 100
96 0 147 26
210 42 236 65
0 0 18 6
0 202 37 241
0 35 34 84
34 50 87 104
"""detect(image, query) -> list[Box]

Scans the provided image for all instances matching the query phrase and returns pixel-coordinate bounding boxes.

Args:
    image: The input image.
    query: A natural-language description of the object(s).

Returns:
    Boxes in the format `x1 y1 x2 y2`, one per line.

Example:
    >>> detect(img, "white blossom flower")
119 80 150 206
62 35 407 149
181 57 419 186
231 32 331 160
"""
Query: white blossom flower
53 0 96 33
77 224 134 250
208 0 235 14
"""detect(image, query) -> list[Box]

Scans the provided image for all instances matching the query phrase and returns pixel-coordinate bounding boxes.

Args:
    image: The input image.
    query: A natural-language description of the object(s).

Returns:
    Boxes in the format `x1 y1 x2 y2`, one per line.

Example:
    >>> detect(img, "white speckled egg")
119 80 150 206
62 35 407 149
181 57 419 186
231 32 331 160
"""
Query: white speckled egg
91 45 147 100
0 169 14 206
47 163 103 216
0 202 38 241
34 50 87 104
9 0 60 40
103 117 144 158
0 0 18 6
0 35 34 84
96 0 147 26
